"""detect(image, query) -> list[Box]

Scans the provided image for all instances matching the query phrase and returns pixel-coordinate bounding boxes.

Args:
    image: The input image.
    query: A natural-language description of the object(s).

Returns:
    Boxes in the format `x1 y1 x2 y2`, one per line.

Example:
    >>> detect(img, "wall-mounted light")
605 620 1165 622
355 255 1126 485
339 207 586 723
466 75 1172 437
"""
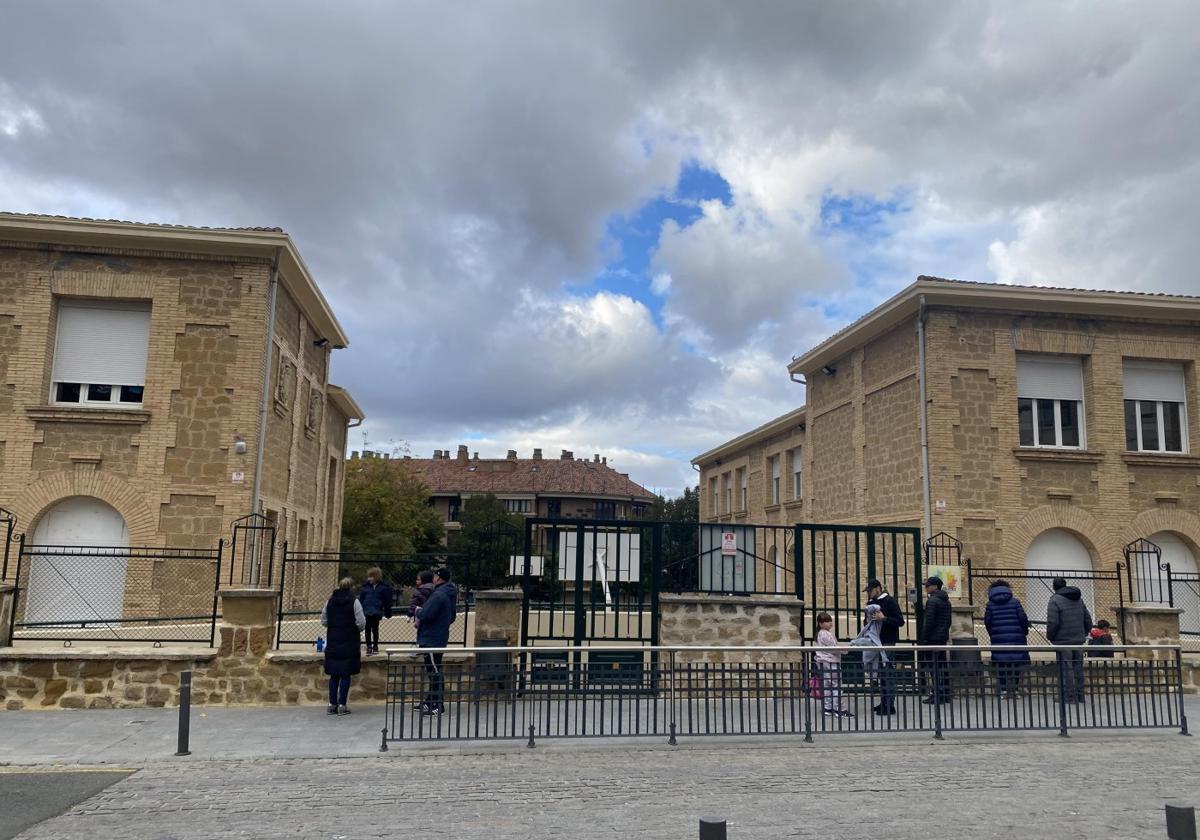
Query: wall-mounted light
313 337 330 348
821 365 837 376
234 437 248 455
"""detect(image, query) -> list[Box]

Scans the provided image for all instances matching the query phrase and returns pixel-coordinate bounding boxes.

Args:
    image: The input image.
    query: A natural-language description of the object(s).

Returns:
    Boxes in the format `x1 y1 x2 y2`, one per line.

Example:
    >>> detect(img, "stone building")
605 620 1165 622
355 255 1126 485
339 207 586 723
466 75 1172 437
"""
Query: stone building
386 446 656 529
695 277 1200 611
0 213 363 616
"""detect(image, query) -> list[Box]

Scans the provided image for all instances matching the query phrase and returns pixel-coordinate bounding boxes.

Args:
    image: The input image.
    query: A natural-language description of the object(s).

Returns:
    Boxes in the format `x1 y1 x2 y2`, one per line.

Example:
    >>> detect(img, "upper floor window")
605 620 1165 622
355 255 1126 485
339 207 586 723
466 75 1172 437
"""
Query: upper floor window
737 467 747 511
594 501 616 519
447 499 461 522
770 455 781 505
503 498 532 514
708 477 718 516
723 473 732 515
1124 360 1187 453
546 499 561 518
51 300 151 407
790 447 802 500
1016 354 1084 449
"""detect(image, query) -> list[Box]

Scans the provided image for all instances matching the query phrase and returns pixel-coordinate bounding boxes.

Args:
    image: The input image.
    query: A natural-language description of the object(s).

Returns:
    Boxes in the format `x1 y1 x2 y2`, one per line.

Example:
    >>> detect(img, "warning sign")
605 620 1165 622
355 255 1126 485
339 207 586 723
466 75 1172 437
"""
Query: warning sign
721 532 737 556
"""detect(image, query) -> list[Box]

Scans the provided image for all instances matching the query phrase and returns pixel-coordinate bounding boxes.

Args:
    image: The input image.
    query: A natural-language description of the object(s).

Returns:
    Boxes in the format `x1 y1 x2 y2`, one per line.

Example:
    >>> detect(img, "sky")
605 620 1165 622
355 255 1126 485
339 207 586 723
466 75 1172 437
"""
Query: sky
2 1 1198 497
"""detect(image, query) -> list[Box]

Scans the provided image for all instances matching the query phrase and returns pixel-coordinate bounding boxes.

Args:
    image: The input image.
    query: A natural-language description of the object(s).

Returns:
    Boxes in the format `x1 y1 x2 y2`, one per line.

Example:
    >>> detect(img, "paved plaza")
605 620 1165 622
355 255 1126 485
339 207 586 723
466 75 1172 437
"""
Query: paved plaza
0 704 1198 839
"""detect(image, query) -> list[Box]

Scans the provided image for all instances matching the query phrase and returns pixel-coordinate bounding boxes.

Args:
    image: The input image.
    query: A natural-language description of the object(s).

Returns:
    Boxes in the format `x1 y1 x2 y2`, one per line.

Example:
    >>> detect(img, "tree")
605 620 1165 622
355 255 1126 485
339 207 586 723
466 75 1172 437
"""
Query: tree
659 485 700 591
447 494 524 590
340 457 444 557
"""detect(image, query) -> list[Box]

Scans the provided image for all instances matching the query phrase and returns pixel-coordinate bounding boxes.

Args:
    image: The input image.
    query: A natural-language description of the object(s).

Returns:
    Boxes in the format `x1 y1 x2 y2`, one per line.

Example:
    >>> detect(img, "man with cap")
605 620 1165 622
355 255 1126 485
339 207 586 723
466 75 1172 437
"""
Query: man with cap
921 576 953 705
864 577 905 714
415 567 458 715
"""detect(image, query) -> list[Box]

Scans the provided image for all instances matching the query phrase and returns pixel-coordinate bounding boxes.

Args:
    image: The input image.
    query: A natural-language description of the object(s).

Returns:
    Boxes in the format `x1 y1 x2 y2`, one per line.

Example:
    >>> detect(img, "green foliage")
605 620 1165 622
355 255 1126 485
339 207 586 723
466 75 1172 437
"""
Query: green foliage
340 457 444 557
447 494 524 590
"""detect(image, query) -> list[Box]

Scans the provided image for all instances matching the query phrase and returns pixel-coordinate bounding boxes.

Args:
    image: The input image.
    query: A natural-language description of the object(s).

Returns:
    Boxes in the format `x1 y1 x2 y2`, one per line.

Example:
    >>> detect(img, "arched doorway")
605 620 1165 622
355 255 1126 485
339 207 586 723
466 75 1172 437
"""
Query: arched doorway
27 497 129 624
1147 531 1200 632
1023 528 1095 625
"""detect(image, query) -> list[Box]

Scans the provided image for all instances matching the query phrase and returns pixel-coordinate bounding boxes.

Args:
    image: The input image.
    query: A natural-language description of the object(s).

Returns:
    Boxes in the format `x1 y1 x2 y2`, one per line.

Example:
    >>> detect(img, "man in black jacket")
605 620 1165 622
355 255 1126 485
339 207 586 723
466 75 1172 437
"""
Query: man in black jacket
921 576 952 705
865 578 905 715
1047 577 1092 703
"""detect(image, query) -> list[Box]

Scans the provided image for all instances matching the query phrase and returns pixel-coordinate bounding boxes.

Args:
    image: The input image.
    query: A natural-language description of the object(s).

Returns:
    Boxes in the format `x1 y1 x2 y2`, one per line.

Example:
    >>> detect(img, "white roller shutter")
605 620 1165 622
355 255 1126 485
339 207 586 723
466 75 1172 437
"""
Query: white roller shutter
1123 360 1186 402
1016 355 1083 400
51 301 151 387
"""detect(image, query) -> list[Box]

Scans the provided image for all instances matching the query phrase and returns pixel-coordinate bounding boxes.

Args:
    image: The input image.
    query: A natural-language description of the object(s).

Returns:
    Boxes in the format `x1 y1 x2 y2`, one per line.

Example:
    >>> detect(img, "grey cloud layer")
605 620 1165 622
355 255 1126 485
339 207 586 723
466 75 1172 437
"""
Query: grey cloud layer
1 1 1197 493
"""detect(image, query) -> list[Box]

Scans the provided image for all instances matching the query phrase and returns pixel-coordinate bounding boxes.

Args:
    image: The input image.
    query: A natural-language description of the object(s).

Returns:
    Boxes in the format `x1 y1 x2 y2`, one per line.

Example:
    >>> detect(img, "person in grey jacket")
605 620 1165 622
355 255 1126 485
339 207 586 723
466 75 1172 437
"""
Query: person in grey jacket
1046 577 1092 703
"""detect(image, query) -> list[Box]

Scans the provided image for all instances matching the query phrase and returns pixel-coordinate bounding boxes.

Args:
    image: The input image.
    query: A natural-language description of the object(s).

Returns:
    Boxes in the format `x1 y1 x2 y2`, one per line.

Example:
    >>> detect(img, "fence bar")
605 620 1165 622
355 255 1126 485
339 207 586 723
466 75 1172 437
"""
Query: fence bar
175 670 192 756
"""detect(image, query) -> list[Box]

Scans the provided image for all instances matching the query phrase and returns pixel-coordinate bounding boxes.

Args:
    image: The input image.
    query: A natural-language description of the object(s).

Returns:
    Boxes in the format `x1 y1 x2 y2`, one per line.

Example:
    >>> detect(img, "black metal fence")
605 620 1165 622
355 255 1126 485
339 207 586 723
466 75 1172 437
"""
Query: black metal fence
8 538 224 645
0 507 15 582
381 643 1189 744
965 563 1127 645
274 548 475 648
1175 573 1200 639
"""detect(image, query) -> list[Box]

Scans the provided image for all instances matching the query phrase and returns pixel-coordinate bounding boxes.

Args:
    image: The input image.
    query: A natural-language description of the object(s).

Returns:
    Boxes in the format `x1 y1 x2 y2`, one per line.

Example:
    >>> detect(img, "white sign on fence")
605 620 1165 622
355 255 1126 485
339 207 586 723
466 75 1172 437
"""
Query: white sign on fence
721 532 737 556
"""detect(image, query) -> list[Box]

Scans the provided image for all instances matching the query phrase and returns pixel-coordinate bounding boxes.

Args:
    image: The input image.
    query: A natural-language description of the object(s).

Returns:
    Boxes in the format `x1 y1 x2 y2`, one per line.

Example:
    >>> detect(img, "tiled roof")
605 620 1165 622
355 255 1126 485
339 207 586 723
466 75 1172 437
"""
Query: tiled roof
394 456 655 500
0 211 284 233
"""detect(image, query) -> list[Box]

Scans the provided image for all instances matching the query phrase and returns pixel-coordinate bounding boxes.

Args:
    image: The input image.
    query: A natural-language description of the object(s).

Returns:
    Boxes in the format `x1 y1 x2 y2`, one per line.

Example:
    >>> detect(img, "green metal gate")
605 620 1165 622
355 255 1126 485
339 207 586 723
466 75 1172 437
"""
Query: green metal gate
797 523 923 643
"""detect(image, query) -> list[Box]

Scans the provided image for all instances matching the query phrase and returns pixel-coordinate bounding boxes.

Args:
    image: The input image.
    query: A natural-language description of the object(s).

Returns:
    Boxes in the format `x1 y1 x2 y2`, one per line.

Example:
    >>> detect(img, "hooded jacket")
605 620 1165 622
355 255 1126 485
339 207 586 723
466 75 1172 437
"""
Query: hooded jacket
923 588 952 644
416 582 459 648
866 591 905 646
358 580 394 618
983 584 1031 663
408 582 435 617
1046 586 1092 646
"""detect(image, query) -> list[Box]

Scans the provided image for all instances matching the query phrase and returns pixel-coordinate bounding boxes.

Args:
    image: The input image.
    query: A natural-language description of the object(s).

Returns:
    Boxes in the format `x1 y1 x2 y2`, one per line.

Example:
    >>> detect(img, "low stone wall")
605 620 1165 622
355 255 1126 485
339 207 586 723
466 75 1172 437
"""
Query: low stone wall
1 649 216 710
659 593 805 662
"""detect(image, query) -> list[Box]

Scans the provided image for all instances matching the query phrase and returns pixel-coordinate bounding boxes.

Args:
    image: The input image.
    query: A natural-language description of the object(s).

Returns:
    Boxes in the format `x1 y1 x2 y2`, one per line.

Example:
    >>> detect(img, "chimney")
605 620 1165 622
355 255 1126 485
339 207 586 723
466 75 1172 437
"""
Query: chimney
507 450 517 460
350 451 359 460
602 457 607 466
560 449 573 460
593 454 600 463
472 451 479 460
533 448 543 460
456 445 468 462
433 449 441 459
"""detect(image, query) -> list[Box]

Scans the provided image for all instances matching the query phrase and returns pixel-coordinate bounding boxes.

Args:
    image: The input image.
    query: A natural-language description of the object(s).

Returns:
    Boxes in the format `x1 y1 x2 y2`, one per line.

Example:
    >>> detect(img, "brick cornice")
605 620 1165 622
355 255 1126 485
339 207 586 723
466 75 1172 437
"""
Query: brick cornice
1121 453 1200 469
25 406 151 425
1012 448 1104 464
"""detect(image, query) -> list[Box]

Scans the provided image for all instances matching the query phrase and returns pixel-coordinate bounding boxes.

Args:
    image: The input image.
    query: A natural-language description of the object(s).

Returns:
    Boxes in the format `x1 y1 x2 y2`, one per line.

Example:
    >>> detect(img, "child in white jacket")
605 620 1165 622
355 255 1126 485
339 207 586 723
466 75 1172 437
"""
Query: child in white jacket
815 611 851 717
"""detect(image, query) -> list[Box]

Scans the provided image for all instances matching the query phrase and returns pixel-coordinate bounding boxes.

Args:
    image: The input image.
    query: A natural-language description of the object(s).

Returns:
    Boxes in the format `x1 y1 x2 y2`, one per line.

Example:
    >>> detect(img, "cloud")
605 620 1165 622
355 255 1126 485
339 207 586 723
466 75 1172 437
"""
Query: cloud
1 0 1197 495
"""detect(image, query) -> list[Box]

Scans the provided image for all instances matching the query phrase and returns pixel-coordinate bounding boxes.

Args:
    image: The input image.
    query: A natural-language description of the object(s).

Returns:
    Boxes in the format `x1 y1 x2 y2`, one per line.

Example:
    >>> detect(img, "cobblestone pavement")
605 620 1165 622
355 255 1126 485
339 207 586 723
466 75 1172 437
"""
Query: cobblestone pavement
12 733 1199 839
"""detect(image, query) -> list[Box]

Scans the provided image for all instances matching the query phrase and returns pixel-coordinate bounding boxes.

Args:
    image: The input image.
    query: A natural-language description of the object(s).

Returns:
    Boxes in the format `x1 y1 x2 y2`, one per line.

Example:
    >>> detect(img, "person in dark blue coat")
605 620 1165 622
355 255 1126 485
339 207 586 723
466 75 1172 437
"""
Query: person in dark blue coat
415 567 458 715
358 567 393 655
321 577 366 715
983 579 1031 698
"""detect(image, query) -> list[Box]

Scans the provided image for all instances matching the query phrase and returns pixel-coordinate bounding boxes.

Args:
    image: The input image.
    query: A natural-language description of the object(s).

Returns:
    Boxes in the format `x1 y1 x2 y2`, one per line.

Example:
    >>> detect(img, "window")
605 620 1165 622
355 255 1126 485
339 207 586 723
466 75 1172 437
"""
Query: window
708 477 718 516
770 456 780 505
790 447 802 500
447 499 461 522
594 501 616 519
1016 354 1085 448
1124 360 1187 453
51 300 152 407
546 499 561 518
503 498 532 514
723 473 732 515
737 468 747 511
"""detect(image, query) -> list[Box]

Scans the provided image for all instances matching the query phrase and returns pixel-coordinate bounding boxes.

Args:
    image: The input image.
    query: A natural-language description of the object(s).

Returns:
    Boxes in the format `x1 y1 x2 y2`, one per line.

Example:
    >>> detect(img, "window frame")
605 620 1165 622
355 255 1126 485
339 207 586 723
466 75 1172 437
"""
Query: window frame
737 467 747 511
50 299 152 411
790 447 802 501
1125 398 1187 454
1016 355 1086 450
502 498 533 514
769 455 780 505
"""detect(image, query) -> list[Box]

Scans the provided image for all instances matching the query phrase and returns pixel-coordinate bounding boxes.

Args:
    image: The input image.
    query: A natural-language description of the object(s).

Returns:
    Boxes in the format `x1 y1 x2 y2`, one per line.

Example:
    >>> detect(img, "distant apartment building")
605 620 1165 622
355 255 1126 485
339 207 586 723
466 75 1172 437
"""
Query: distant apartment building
0 213 362 616
695 277 1200 589
378 445 656 528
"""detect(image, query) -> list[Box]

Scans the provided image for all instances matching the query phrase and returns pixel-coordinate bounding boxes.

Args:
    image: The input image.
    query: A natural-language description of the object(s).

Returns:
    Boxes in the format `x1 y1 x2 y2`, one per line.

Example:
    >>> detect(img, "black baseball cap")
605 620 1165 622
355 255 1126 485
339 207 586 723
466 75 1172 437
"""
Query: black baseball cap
863 578 882 592
924 576 943 588
435 567 452 582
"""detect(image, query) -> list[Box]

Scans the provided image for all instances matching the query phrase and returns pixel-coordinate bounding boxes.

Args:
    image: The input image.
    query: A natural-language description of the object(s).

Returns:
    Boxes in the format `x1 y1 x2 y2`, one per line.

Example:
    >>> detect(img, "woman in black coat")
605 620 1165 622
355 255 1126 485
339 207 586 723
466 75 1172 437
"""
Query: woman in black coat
321 577 366 715
983 579 1031 698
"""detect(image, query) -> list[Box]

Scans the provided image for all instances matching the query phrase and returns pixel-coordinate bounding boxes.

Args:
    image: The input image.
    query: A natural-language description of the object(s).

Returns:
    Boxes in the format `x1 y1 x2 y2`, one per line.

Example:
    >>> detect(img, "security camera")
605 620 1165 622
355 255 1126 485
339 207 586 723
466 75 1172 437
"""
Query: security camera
313 337 330 348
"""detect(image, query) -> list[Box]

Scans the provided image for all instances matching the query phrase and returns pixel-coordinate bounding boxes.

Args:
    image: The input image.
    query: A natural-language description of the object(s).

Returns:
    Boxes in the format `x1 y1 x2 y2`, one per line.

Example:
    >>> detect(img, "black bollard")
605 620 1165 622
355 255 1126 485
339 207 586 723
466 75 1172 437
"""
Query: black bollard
1166 805 1197 840
174 670 192 757
699 818 727 840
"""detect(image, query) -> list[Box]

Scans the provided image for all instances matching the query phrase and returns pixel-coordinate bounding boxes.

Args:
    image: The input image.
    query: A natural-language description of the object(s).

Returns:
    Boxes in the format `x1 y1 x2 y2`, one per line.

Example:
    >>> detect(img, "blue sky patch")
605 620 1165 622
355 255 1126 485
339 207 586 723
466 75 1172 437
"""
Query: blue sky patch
586 162 732 321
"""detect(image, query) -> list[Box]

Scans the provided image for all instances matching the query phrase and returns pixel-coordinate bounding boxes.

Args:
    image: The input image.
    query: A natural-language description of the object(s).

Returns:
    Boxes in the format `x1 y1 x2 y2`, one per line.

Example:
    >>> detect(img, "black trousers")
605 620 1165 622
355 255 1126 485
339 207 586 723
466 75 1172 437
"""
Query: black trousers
920 649 951 700
364 615 382 649
423 651 445 709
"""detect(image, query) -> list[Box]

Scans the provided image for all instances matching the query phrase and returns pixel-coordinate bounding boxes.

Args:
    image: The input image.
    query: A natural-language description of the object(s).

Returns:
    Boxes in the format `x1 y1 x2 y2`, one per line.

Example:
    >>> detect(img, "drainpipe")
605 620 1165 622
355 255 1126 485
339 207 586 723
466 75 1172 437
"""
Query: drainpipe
250 246 283 520
917 295 933 540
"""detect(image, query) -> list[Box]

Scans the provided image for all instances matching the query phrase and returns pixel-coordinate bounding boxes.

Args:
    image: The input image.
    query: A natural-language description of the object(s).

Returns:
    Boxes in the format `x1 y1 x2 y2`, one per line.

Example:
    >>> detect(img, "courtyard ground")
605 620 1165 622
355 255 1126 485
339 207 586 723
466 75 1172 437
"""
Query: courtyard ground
0 703 1197 839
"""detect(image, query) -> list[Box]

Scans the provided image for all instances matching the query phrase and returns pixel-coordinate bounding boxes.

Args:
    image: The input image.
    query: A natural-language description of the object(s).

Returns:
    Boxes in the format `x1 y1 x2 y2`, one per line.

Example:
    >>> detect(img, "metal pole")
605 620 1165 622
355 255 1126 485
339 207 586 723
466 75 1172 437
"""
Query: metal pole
1056 650 1069 738
175 670 192 756
699 818 727 840
1176 648 1191 737
932 649 944 740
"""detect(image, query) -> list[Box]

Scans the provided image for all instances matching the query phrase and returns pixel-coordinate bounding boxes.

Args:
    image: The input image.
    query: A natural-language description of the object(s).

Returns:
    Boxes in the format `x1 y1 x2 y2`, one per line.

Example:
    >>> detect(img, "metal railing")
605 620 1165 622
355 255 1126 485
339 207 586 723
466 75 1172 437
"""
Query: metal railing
381 643 1189 745
275 548 474 648
8 538 224 645
965 563 1127 644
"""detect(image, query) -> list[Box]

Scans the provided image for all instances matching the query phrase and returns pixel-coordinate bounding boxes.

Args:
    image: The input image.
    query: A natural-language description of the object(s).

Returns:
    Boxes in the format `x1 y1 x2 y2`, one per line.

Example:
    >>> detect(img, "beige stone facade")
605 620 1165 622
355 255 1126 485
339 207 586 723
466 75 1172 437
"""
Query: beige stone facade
696 278 1200 583
0 214 363 598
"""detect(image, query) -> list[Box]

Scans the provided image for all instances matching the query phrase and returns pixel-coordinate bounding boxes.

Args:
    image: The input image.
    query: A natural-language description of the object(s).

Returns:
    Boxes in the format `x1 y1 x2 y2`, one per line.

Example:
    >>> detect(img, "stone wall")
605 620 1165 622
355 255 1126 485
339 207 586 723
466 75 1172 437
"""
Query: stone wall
659 594 805 662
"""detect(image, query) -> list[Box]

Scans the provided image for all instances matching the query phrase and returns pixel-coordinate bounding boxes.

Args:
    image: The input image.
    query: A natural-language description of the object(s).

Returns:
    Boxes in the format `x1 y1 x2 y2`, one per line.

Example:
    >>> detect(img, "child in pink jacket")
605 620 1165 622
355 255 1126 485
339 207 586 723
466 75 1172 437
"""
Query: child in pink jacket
815 612 852 717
